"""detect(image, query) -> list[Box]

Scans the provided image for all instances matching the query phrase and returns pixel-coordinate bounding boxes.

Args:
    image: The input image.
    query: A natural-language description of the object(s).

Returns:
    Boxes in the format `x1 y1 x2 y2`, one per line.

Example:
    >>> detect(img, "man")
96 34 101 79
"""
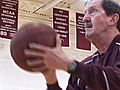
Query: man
24 0 120 89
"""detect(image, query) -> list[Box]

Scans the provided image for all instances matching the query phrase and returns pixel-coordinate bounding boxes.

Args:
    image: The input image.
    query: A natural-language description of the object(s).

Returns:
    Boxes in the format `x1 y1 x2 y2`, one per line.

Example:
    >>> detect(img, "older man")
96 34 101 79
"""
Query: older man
25 0 120 89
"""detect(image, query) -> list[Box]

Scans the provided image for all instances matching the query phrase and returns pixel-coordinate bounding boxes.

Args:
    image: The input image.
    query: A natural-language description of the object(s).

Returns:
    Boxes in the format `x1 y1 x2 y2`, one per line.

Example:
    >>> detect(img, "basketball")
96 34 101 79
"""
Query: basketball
10 23 56 72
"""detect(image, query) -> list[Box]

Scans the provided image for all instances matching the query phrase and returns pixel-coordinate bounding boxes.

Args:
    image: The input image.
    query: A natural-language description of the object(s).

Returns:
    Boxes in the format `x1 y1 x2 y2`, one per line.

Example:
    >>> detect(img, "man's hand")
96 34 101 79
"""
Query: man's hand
24 34 73 72
26 59 57 84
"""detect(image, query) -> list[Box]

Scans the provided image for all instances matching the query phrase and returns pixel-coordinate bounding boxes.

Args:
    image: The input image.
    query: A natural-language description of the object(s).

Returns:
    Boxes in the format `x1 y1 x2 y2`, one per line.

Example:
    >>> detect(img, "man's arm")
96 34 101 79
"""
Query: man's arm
43 70 62 90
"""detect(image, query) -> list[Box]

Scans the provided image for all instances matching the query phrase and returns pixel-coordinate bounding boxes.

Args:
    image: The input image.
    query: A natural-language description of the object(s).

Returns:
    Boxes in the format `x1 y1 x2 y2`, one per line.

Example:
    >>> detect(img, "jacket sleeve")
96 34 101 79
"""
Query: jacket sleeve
47 82 62 90
47 76 83 90
72 55 120 90
66 75 86 90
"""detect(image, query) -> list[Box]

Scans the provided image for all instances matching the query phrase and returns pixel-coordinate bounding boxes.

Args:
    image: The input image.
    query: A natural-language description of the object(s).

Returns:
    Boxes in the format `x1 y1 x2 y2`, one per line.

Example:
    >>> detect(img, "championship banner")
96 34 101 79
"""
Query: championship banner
53 8 69 47
76 12 91 50
0 0 19 39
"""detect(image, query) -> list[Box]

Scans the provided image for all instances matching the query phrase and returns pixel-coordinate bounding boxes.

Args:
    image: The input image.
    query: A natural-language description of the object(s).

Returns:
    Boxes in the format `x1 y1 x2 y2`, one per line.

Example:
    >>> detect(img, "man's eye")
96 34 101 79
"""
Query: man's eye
90 9 97 14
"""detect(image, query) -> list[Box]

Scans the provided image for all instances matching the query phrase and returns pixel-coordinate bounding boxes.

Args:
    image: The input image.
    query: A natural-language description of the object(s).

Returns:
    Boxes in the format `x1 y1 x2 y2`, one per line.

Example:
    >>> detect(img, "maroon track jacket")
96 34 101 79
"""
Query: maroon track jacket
47 34 120 90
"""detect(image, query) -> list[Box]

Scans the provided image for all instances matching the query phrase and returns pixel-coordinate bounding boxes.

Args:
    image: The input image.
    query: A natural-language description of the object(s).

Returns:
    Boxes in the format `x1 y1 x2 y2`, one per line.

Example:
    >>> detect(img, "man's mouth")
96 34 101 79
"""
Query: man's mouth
85 22 93 28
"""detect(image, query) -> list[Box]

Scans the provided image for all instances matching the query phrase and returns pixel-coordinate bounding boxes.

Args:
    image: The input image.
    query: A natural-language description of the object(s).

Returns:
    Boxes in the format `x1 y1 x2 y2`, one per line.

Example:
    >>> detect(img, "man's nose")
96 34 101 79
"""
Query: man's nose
83 13 91 22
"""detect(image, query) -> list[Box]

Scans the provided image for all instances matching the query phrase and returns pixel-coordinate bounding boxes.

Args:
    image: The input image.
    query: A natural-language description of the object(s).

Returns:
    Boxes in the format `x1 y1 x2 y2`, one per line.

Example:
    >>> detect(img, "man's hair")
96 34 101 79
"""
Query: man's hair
85 0 120 32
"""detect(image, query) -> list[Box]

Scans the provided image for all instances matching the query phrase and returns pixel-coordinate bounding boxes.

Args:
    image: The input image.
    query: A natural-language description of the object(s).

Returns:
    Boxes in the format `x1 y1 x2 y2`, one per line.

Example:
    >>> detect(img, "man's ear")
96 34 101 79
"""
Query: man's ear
109 13 119 26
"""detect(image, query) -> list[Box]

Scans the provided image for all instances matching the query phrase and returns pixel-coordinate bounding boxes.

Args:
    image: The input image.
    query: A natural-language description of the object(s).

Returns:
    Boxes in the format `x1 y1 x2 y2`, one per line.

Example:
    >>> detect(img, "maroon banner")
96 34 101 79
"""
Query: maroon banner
53 8 69 47
0 0 18 39
76 12 91 50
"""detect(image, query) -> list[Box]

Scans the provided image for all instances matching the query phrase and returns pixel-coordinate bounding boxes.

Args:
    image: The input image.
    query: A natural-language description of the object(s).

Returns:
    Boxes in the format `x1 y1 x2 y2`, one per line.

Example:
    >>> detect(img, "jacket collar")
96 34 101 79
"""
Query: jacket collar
106 34 120 52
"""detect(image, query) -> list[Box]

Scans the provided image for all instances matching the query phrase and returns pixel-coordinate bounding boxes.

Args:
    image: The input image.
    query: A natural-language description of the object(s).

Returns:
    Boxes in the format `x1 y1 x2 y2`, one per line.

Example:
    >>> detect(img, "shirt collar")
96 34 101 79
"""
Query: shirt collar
95 34 120 58
106 34 120 52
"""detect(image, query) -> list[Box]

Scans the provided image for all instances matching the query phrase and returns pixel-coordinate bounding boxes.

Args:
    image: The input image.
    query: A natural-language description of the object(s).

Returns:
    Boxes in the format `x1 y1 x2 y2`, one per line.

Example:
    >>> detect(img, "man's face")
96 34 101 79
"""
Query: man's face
83 0 109 41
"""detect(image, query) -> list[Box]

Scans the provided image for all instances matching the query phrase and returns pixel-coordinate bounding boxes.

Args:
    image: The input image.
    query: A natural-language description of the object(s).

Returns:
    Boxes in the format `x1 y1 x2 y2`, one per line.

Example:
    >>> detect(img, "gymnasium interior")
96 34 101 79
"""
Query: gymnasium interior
0 0 120 90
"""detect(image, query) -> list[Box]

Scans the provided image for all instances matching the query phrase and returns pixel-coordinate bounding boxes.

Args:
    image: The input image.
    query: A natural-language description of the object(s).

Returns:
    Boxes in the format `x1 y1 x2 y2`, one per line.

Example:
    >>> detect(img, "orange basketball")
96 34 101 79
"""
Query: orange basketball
10 23 56 72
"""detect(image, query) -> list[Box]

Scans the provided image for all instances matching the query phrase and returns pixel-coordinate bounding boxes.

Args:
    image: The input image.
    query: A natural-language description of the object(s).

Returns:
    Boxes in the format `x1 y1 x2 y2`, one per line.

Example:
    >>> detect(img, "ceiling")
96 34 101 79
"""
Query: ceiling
19 0 120 23
19 0 86 21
